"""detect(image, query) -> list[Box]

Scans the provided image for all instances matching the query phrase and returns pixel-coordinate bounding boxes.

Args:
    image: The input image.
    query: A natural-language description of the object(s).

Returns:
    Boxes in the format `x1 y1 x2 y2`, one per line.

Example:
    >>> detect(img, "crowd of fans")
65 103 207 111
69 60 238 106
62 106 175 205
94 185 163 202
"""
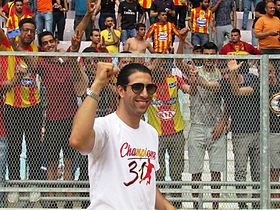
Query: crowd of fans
0 0 279 209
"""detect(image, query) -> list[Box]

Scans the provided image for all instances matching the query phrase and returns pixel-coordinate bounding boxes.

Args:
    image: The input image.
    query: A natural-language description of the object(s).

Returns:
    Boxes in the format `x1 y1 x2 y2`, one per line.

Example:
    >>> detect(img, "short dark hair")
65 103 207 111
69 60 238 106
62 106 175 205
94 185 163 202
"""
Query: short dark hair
120 51 131 54
231 28 241 35
135 23 146 30
158 10 167 16
14 0 23 4
83 47 98 53
105 16 114 21
193 45 202 52
90 28 100 36
38 31 55 46
19 18 36 29
117 63 152 87
202 42 218 53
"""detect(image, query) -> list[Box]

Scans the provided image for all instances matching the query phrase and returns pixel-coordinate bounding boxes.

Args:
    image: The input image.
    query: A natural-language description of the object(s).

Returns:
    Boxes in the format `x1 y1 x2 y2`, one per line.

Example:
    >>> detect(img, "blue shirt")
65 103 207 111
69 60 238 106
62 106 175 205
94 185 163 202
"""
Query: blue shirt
74 0 86 16
212 0 235 26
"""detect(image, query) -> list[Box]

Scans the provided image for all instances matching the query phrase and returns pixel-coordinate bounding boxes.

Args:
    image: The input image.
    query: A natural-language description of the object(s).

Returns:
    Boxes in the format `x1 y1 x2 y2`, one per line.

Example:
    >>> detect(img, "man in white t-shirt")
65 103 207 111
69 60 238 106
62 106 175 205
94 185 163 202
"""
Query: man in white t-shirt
69 62 176 210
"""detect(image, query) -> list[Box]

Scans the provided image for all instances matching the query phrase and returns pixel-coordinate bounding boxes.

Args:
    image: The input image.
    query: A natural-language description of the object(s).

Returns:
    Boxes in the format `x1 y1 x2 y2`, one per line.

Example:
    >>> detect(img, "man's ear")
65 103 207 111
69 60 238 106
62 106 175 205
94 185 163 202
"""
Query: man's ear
117 85 125 99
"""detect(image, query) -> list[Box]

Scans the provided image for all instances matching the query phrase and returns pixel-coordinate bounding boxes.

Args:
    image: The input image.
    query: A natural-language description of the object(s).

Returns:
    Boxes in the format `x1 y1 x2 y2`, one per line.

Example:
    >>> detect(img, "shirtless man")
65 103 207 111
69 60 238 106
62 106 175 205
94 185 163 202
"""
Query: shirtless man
123 23 155 54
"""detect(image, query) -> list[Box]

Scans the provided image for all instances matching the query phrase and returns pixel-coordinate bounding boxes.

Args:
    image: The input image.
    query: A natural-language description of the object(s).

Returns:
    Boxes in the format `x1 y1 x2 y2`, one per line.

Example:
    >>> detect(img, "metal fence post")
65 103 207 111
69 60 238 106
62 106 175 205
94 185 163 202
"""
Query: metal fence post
260 55 270 209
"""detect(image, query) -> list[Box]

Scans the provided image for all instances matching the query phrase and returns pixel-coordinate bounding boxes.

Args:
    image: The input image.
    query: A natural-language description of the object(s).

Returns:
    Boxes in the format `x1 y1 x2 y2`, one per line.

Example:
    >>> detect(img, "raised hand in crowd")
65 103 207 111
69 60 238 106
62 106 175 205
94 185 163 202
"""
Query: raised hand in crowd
179 27 193 49
227 60 254 96
227 60 244 74
188 66 198 85
91 62 118 89
74 0 95 36
97 36 107 52
88 0 96 14
71 30 83 52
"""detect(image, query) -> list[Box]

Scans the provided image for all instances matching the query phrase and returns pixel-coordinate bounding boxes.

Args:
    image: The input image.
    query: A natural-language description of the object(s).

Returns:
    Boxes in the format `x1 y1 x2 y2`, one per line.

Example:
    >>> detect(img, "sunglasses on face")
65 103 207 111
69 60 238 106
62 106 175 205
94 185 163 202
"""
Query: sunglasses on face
124 83 157 95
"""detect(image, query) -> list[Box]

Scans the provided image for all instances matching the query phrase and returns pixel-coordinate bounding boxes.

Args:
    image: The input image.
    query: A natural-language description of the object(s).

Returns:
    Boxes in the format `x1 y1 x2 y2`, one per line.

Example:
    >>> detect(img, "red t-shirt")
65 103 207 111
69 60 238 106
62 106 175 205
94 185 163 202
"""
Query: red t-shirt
38 59 78 121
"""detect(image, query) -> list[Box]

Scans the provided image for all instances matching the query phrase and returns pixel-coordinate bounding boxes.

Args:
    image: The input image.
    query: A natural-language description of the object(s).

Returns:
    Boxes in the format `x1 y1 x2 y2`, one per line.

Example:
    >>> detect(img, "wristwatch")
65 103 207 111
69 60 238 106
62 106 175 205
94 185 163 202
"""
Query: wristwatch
86 88 99 102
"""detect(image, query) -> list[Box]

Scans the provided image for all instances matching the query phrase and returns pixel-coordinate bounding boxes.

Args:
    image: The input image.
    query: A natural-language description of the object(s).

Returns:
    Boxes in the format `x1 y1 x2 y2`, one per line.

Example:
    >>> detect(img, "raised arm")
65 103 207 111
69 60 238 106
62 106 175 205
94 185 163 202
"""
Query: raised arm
69 31 89 96
75 0 95 34
175 28 192 75
69 62 118 154
93 0 101 17
227 60 254 96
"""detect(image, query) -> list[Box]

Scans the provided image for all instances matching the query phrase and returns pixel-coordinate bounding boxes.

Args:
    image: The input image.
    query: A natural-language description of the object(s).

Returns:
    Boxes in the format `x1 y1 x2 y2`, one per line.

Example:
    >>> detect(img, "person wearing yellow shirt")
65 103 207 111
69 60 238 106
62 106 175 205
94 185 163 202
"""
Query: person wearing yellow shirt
100 16 121 53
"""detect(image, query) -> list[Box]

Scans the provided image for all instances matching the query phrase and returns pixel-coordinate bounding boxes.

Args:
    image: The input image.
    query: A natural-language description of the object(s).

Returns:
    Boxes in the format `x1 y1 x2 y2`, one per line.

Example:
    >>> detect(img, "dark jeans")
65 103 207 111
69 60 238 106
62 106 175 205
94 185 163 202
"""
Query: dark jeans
4 104 43 180
175 5 187 29
53 11 66 41
74 15 93 41
98 12 116 31
260 48 280 55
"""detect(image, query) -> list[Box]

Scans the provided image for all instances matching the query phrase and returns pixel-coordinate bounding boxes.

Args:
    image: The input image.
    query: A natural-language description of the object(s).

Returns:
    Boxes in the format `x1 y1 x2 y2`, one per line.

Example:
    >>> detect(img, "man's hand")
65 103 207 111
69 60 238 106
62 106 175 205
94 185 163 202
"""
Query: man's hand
227 60 243 74
15 64 28 80
188 68 198 85
110 23 115 31
71 30 83 51
87 0 95 14
16 63 27 75
212 26 216 33
163 41 174 54
179 27 188 40
212 121 225 140
92 62 118 89
270 31 279 36
97 36 107 52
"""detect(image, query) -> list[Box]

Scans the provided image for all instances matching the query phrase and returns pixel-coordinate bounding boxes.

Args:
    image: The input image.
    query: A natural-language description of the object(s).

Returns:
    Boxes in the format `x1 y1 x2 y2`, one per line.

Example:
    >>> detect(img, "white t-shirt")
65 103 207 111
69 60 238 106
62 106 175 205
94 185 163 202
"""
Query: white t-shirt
87 112 160 210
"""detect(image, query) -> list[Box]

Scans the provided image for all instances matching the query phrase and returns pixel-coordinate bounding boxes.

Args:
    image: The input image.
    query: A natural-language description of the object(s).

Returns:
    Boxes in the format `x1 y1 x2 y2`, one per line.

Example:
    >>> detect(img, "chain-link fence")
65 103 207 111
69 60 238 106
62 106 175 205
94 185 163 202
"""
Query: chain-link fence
0 52 278 209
